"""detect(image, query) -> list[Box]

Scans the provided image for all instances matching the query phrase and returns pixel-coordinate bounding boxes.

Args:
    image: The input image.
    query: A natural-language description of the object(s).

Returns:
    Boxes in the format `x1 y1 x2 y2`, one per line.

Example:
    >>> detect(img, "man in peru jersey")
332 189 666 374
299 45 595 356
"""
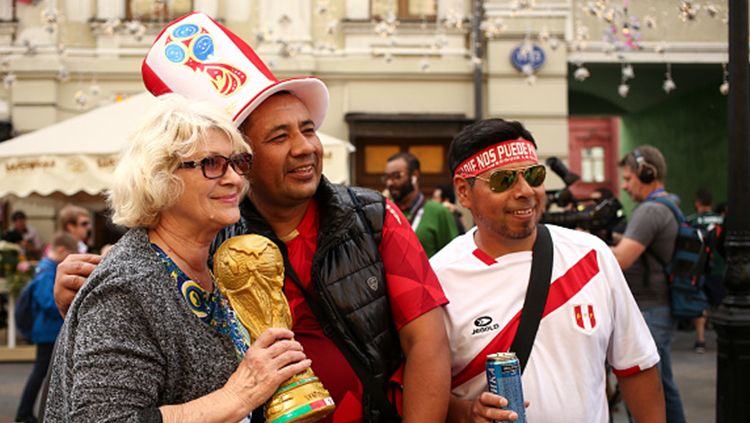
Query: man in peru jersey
431 118 665 422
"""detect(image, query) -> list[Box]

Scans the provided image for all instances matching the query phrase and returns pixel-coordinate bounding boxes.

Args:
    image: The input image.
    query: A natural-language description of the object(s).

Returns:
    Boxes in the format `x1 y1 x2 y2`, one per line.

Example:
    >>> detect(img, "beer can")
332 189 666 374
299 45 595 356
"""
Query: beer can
485 352 525 423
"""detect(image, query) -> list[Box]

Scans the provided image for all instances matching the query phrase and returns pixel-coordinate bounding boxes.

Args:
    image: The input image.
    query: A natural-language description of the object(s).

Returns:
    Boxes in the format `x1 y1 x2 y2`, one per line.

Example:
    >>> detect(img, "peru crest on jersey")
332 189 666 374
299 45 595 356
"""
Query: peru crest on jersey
573 304 597 333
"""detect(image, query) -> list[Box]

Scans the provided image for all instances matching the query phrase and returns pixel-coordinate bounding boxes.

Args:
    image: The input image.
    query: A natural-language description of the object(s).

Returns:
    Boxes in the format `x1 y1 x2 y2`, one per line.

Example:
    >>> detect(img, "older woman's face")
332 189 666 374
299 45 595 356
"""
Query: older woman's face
167 129 245 232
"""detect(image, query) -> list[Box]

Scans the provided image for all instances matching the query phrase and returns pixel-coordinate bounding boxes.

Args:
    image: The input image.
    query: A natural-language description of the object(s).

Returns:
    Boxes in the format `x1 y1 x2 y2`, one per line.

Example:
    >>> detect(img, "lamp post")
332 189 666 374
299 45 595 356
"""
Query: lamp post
712 0 750 421
471 0 484 121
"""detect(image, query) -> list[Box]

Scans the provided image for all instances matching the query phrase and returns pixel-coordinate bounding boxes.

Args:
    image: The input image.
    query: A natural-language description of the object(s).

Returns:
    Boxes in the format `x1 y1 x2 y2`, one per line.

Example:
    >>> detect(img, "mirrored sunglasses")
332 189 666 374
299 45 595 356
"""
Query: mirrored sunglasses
473 164 546 193
178 153 253 180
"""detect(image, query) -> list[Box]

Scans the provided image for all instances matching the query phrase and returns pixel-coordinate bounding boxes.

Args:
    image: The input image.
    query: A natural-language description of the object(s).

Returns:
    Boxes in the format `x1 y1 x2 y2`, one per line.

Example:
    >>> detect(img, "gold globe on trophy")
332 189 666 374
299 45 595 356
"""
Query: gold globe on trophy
213 235 335 423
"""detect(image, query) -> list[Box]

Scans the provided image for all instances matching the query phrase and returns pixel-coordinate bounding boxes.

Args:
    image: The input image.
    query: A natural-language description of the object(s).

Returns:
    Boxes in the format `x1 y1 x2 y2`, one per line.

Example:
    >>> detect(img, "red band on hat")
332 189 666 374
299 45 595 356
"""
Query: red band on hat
454 139 538 177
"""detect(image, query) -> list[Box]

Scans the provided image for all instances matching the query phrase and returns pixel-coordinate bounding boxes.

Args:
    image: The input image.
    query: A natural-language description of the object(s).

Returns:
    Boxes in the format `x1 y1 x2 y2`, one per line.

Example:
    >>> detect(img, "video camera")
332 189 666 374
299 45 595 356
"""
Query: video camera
542 157 625 242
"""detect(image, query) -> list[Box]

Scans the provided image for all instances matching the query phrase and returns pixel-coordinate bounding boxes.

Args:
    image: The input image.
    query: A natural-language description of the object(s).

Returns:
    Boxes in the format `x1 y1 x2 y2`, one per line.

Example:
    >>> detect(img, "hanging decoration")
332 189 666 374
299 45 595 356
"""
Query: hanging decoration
0 0 731 118
573 63 590 82
618 82 629 98
441 9 465 30
480 17 505 39
705 4 720 18
102 18 121 36
124 20 146 41
57 65 70 82
3 72 16 89
74 89 88 108
621 63 635 81
89 77 101 97
662 63 676 94
374 13 398 38
618 61 632 98
420 57 431 72
720 63 729 96
588 0 643 53
678 2 700 22
41 5 59 34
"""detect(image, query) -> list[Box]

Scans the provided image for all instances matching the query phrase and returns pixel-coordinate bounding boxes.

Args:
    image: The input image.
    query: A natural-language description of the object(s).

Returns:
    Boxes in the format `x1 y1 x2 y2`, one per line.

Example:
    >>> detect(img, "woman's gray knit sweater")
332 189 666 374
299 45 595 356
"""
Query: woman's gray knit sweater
44 228 240 422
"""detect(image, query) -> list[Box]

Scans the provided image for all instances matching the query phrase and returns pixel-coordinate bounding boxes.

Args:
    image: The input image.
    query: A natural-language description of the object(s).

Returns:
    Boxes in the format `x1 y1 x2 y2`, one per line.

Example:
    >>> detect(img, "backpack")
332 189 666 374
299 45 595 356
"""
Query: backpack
14 279 35 339
650 197 710 319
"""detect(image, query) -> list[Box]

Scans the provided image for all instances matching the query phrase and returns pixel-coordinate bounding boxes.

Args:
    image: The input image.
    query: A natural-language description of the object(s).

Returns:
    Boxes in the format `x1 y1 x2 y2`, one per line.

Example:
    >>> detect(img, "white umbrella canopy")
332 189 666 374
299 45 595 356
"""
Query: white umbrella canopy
0 92 354 197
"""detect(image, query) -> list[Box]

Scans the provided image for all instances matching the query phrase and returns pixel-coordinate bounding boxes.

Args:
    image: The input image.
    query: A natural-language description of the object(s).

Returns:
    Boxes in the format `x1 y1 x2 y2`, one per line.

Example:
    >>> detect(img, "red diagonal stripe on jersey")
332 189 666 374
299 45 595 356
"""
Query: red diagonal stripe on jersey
451 249 600 388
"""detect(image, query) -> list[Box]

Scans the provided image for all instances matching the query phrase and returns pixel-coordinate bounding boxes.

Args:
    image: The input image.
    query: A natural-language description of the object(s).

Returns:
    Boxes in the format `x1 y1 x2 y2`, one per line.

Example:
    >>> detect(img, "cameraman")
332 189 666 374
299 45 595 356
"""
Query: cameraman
611 145 685 423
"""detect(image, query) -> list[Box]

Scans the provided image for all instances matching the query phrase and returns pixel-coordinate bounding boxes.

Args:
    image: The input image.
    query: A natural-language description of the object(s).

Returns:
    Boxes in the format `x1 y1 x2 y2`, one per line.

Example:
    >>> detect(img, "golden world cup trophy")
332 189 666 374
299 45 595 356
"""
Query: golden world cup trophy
213 235 335 423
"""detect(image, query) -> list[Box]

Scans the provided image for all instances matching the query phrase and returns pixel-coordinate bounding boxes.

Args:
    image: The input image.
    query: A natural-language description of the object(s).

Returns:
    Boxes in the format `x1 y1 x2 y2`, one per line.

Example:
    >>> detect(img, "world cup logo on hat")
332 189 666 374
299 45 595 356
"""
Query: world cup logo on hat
143 12 329 128
163 22 247 96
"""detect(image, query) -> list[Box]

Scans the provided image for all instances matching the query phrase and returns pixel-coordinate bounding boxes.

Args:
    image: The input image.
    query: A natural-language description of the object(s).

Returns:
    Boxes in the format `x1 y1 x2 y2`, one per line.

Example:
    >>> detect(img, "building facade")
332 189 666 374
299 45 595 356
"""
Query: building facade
0 0 731 245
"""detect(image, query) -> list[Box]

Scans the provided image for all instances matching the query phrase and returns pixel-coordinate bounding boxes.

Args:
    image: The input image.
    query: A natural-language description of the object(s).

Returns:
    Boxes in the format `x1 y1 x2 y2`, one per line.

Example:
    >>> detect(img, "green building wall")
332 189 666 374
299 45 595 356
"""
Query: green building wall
619 85 728 216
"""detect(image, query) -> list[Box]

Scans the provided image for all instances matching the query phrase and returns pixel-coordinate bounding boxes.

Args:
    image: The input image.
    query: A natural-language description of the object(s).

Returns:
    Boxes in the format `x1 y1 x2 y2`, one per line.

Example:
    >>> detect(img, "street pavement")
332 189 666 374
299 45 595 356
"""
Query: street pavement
611 326 717 422
0 328 717 422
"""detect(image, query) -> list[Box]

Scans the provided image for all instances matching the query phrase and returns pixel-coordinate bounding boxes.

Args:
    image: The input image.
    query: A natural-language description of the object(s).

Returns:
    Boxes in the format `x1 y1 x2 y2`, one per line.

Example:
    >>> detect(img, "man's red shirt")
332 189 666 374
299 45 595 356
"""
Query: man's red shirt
283 198 448 423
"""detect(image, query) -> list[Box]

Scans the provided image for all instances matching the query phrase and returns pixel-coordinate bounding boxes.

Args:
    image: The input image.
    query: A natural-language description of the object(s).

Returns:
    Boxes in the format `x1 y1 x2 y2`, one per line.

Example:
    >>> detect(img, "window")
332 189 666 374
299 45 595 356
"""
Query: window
371 0 437 20
127 0 192 21
581 146 605 183
0 0 15 22
346 113 472 192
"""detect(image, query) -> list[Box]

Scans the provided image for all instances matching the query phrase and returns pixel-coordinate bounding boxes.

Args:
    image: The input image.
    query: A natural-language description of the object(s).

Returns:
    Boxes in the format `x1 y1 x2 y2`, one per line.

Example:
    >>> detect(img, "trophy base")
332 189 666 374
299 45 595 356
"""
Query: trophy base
266 376 336 423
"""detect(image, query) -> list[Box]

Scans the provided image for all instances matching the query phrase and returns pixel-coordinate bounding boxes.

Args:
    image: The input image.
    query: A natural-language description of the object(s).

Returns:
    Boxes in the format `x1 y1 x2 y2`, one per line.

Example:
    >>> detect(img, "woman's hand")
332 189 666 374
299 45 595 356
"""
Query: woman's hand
161 327 311 423
223 327 311 414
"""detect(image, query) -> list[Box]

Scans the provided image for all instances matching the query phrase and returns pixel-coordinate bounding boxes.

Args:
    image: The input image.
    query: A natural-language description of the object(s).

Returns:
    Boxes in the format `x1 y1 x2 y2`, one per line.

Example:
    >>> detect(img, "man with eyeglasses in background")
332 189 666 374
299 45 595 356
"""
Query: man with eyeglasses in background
430 118 665 422
383 152 459 257
57 204 91 253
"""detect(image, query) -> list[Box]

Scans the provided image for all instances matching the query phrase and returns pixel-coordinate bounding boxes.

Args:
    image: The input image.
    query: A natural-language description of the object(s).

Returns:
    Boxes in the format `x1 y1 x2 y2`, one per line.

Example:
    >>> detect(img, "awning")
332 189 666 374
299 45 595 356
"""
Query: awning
0 92 354 197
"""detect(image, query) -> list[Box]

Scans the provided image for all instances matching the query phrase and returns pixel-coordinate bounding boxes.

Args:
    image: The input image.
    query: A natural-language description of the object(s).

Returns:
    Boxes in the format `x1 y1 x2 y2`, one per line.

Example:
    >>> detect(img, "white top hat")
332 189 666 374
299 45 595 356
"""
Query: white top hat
142 12 329 128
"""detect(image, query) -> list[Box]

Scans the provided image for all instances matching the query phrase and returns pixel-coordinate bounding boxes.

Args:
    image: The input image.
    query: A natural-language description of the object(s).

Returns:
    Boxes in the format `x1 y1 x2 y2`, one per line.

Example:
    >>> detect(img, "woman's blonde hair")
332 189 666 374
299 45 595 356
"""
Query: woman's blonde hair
108 94 250 228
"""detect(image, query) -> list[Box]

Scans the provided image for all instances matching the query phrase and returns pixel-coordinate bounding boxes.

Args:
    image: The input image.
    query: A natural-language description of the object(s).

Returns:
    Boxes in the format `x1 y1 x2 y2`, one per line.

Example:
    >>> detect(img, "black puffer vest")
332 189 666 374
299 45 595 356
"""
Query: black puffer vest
211 177 403 422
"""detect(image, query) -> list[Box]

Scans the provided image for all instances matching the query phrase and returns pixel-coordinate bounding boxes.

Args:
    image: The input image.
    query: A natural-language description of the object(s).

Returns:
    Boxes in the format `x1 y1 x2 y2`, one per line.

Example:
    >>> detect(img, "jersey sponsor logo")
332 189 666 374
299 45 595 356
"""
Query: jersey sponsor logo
472 315 500 336
573 304 597 334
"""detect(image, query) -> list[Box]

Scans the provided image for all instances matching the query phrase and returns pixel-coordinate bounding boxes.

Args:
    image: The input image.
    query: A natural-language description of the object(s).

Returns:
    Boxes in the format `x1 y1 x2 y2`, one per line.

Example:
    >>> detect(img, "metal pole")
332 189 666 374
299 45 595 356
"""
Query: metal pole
712 0 750 421
472 0 484 121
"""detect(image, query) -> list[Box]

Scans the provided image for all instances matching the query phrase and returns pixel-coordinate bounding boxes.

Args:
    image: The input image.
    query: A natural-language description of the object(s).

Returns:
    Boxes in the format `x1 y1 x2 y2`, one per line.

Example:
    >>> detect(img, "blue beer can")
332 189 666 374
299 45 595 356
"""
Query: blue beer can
485 352 525 423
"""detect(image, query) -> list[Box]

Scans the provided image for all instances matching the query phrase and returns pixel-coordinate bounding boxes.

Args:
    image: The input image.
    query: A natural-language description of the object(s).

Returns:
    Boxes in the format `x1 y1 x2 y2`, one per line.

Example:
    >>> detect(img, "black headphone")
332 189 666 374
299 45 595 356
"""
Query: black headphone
632 148 657 184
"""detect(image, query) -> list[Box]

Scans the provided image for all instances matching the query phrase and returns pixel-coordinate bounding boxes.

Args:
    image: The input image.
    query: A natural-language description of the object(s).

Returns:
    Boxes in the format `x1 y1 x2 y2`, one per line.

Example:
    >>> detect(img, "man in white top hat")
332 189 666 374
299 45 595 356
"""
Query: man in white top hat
55 12 450 423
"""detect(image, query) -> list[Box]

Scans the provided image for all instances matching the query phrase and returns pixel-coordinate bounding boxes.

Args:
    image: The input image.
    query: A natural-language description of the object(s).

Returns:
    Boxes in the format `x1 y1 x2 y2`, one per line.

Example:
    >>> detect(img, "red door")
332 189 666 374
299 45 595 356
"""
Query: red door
567 117 620 200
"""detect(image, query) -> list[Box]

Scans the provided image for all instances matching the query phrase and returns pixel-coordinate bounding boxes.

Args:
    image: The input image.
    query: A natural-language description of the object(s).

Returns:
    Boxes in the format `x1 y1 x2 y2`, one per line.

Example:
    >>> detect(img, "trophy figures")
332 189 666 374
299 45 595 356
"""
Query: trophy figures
214 235 335 423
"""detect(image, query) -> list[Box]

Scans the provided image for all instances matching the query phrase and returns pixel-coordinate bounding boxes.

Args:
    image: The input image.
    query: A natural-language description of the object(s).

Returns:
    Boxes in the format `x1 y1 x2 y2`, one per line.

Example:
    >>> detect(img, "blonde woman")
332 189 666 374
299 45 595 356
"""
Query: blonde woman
44 94 310 422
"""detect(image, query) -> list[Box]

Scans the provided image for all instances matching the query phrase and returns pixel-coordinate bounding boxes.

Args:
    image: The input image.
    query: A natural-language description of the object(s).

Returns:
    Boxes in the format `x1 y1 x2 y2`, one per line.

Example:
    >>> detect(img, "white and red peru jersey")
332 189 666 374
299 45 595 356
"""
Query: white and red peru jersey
430 225 659 422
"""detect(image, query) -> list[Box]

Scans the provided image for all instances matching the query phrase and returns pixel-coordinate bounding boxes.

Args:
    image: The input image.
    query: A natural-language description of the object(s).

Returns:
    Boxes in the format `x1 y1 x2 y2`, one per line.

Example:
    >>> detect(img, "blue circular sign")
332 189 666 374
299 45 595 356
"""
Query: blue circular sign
510 43 546 72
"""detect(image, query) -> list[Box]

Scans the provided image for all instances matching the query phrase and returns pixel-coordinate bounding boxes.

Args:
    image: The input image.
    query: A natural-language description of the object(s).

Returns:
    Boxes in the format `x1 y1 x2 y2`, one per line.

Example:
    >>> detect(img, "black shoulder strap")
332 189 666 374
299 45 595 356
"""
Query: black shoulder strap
282 256 401 421
509 224 553 373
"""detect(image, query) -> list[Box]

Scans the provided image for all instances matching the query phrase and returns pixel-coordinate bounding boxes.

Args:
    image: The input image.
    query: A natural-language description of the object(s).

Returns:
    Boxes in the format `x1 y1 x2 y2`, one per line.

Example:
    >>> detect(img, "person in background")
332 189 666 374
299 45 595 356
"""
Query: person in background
14 232 78 423
44 95 308 422
57 205 91 253
384 152 459 257
612 145 686 423
686 188 724 354
433 184 467 235
4 211 42 260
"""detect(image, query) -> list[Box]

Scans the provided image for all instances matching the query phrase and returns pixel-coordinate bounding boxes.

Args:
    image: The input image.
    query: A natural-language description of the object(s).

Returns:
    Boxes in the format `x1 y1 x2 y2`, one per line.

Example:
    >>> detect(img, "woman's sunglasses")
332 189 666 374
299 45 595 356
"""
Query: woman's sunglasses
472 164 546 193
178 153 253 180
